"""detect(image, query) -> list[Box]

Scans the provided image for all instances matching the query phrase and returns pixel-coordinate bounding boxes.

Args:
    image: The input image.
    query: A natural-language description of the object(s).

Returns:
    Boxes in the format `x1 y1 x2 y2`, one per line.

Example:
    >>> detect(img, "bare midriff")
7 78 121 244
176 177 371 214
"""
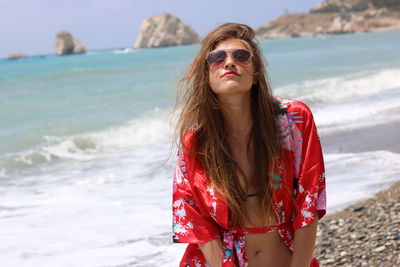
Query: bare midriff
245 231 292 267
242 198 292 267
228 134 292 266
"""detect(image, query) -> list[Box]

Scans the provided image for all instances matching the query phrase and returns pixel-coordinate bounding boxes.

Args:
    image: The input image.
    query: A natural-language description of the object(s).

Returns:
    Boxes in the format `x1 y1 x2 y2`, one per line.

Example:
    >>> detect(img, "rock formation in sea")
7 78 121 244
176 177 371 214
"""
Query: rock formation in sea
256 0 400 39
134 13 200 48
55 31 86 56
72 39 86 54
7 53 28 60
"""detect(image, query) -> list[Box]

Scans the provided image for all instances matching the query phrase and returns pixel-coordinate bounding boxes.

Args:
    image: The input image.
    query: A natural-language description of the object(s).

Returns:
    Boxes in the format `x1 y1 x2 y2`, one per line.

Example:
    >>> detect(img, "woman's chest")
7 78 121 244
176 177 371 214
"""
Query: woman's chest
191 149 296 227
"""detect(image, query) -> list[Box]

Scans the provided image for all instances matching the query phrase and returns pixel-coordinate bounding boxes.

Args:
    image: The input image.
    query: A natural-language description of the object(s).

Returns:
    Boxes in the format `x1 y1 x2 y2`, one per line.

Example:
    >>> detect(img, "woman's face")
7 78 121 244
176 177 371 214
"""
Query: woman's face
208 38 254 98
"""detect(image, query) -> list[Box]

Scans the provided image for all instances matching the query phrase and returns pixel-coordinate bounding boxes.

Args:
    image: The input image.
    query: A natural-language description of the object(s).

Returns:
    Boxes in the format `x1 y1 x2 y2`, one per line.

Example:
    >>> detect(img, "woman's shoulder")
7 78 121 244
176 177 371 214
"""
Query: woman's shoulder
274 97 314 118
181 127 197 151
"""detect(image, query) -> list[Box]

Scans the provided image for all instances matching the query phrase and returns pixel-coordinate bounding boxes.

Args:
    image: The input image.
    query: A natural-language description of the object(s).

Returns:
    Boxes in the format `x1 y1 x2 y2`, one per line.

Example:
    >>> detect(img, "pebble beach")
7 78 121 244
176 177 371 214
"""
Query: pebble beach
315 180 400 266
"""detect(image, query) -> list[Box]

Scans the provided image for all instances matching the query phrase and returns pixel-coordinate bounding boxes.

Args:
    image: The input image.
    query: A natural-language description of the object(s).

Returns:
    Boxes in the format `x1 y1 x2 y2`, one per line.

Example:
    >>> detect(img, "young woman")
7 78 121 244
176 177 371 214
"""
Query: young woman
172 23 326 267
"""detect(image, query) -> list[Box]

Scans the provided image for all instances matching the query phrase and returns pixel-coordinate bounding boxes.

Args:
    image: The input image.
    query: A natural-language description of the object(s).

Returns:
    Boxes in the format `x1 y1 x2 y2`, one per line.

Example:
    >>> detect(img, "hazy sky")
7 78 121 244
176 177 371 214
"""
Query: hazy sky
0 0 322 57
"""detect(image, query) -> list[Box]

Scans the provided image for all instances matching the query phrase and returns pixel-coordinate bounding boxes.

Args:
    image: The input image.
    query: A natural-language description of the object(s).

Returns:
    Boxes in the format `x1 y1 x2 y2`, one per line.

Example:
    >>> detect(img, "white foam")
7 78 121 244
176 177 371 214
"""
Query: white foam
0 168 6 178
313 88 400 133
0 141 176 267
276 68 400 105
275 68 400 133
271 68 400 137
325 150 400 214
7 109 175 166
113 48 135 54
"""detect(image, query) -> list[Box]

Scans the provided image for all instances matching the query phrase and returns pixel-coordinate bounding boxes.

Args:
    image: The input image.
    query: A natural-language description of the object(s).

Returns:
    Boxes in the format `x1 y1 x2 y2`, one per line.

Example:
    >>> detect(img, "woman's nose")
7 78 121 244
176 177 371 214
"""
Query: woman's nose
224 53 235 68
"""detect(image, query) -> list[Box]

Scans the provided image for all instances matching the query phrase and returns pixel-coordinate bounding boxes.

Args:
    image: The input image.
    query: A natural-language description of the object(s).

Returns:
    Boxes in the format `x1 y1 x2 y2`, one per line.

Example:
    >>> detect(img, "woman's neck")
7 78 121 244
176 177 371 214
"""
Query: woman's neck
219 93 252 137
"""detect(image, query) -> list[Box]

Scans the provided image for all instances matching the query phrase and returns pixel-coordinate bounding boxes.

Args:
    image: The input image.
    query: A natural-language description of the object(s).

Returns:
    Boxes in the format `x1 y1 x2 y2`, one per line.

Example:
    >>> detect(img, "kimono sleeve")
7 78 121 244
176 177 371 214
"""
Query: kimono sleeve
172 147 221 244
292 102 327 230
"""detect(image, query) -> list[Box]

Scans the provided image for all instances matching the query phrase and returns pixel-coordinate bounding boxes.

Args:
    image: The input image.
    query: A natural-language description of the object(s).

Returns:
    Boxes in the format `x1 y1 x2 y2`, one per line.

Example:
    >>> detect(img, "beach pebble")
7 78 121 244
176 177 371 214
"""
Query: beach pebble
323 258 336 264
353 205 364 212
339 250 347 256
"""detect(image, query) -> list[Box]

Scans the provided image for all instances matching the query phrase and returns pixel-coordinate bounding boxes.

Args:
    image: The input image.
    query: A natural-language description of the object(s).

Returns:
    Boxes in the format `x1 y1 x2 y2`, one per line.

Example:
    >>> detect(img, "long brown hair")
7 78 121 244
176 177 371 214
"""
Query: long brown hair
175 23 282 227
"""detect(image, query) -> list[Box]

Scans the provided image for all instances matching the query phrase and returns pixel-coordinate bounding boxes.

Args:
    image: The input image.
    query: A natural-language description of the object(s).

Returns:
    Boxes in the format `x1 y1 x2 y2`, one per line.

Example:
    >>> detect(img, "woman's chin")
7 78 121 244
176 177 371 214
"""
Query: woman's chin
212 85 252 96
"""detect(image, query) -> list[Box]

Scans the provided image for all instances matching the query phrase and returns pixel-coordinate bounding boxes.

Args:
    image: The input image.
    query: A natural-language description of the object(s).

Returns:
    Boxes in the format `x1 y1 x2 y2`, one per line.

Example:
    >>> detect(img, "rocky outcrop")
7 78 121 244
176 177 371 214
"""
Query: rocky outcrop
256 0 400 39
72 39 86 54
134 13 200 48
311 0 400 13
7 53 28 60
311 0 371 13
55 31 86 56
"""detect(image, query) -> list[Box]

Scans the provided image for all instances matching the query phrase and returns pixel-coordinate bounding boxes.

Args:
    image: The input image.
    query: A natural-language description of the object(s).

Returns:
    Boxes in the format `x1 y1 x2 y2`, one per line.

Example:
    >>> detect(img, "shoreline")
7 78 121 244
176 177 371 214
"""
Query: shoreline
316 116 400 265
320 119 400 154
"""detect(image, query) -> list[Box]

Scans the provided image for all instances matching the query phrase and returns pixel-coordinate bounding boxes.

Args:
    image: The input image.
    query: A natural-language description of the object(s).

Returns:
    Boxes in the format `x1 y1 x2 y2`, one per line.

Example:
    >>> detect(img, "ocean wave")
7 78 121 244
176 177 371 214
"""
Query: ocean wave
275 68 400 105
313 87 400 131
275 68 400 131
1 110 174 169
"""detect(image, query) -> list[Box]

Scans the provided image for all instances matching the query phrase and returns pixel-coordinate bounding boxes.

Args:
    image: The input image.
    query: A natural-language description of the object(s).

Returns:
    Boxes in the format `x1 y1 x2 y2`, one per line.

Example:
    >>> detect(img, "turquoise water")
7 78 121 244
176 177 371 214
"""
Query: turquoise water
1 30 399 157
1 30 400 266
0 45 196 155
263 31 400 86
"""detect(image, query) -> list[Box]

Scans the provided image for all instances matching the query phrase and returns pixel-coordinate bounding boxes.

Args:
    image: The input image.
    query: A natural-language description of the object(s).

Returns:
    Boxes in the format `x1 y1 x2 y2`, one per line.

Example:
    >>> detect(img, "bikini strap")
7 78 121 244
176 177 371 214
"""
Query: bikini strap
230 221 291 234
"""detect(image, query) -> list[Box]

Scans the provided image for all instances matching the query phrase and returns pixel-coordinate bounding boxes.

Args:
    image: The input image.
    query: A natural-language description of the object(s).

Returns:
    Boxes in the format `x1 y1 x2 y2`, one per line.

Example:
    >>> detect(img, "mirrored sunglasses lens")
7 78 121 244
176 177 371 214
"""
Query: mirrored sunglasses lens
207 50 227 65
233 49 251 63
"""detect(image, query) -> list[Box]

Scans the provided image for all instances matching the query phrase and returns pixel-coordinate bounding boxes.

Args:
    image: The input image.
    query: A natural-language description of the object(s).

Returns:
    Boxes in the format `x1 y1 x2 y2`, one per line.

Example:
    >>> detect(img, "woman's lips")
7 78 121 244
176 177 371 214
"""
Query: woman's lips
222 71 239 77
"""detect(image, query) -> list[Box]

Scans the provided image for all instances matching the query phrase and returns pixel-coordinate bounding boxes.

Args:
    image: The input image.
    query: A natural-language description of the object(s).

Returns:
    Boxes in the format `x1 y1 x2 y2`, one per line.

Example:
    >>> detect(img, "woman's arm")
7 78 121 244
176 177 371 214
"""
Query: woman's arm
290 214 319 267
198 238 224 267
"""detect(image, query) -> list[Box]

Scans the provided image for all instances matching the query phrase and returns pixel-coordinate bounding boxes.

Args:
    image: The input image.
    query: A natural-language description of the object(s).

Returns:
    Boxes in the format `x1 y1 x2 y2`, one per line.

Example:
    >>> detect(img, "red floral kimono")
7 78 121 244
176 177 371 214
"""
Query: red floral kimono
172 98 326 267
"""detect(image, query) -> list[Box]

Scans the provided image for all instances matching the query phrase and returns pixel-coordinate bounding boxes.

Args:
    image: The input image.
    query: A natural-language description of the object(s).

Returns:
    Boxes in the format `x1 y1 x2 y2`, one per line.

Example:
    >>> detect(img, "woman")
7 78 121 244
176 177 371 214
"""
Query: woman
172 23 326 267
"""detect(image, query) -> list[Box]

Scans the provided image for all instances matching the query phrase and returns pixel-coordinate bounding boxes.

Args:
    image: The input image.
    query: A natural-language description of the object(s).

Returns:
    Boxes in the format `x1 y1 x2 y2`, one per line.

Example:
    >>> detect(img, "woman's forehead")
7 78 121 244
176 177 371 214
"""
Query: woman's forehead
213 38 251 51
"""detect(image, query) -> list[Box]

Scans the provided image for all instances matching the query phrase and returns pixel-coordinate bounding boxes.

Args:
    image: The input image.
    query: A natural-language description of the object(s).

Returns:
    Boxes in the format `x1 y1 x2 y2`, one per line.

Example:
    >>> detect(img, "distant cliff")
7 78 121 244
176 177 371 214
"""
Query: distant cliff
310 0 400 13
256 0 400 39
134 13 200 48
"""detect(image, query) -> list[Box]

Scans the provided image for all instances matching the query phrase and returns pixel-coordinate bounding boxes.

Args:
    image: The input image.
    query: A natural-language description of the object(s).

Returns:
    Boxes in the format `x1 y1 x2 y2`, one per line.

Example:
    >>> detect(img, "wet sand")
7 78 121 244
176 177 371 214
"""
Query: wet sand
320 120 400 154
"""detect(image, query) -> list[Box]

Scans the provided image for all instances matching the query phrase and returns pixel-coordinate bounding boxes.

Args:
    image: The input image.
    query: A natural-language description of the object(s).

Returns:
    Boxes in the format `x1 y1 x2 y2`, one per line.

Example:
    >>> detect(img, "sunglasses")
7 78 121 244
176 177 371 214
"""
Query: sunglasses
207 49 252 67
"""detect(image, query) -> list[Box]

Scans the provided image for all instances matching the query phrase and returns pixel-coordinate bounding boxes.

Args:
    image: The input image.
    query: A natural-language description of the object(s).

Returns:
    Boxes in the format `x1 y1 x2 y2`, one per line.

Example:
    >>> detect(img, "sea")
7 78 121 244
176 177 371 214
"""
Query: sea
1 30 400 266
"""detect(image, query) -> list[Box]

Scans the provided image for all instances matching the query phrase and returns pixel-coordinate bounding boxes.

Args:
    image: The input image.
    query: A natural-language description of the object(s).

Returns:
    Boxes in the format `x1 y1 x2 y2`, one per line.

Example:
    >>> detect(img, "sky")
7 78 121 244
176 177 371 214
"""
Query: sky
0 0 323 58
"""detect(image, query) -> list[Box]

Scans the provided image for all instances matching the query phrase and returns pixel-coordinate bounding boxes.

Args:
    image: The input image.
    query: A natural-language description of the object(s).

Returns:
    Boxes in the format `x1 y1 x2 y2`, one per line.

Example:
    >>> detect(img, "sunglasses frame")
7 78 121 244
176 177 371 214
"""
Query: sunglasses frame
206 49 252 67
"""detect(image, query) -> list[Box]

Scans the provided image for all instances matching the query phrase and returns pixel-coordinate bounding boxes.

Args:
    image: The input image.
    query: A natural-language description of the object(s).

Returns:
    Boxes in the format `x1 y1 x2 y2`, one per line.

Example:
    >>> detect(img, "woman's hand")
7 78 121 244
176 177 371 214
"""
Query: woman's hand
198 238 224 267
